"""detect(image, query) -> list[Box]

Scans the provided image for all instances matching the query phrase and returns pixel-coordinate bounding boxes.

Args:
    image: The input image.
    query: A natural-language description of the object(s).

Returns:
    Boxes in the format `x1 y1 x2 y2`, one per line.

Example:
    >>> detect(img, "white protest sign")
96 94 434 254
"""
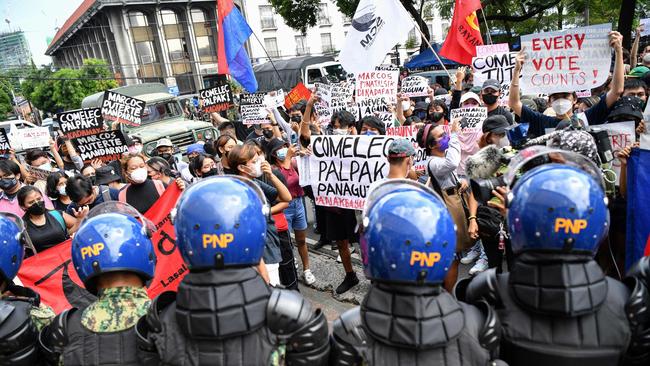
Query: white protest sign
375 64 400 72
641 133 650 151
472 51 516 106
306 135 394 209
520 23 612 94
358 97 390 118
355 70 398 102
329 82 356 118
592 121 635 185
240 93 270 125
641 19 650 37
314 83 333 126
0 129 11 153
576 90 592 98
400 76 429 97
450 107 488 129
264 89 285 108
17 127 50 149
385 125 427 172
296 156 312 187
475 43 509 57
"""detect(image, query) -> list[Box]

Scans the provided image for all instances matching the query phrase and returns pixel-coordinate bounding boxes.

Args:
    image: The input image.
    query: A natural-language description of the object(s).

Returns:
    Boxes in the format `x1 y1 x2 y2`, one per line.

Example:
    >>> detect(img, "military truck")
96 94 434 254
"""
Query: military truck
82 83 218 156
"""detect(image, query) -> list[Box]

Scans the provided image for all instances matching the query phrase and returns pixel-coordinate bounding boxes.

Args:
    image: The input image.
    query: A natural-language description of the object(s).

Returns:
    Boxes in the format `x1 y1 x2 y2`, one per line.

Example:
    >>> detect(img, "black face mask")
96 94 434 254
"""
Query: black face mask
415 111 427 120
0 177 17 190
159 153 173 162
290 115 302 122
27 200 46 216
87 175 97 185
430 112 444 123
482 94 499 105
262 129 274 139
203 168 220 177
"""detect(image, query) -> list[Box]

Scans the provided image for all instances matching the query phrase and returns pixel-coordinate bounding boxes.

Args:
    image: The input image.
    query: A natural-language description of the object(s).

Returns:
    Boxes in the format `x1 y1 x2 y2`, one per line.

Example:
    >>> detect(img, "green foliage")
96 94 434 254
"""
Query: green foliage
0 79 14 117
20 58 118 114
268 0 320 33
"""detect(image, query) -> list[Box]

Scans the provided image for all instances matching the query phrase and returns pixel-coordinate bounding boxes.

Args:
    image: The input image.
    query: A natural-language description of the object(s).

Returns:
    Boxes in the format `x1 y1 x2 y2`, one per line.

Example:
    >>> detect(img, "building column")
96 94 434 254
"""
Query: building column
184 4 204 92
152 6 173 80
111 8 140 85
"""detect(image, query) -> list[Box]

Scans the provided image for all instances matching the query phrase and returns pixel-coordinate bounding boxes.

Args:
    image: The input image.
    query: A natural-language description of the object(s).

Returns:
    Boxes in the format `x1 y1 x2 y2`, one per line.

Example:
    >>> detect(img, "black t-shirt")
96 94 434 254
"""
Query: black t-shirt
125 179 161 214
488 106 515 125
25 211 68 253
52 198 69 212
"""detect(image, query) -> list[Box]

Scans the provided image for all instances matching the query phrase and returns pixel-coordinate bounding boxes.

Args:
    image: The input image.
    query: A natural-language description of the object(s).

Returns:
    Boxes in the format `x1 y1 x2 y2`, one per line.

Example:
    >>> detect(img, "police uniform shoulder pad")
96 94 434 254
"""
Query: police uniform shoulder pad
5 284 41 306
266 288 313 337
465 268 501 305
627 256 650 288
623 273 650 362
472 300 502 352
145 291 177 333
330 307 365 366
38 308 76 363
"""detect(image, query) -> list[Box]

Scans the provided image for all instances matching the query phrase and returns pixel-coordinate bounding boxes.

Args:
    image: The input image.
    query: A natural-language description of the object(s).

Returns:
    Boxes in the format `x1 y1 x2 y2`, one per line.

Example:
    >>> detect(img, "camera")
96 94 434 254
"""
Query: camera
587 128 614 163
470 175 507 204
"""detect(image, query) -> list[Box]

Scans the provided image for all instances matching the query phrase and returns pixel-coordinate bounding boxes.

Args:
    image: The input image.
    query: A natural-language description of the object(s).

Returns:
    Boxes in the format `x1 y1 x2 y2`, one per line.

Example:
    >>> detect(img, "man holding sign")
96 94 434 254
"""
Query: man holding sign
509 28 625 138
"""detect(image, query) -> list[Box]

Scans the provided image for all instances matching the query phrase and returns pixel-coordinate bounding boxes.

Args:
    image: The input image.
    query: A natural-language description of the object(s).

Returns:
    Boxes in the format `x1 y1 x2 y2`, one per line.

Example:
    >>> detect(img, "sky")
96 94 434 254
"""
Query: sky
2 0 84 66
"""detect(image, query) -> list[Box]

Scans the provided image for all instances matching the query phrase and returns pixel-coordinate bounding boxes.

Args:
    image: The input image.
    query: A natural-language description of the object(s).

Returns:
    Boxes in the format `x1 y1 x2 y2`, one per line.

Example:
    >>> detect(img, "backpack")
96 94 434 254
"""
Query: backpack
49 210 67 234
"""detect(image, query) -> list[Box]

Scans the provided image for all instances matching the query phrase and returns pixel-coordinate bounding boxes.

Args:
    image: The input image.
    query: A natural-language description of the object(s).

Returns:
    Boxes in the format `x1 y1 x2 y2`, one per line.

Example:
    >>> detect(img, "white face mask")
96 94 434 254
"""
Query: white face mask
130 167 148 184
332 128 348 135
401 101 411 111
57 185 67 196
551 98 573 116
496 136 510 148
249 159 263 178
37 162 53 172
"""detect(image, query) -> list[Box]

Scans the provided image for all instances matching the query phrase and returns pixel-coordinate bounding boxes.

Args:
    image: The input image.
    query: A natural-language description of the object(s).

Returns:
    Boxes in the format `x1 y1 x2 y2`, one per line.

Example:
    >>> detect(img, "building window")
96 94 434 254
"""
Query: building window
161 9 190 75
295 35 309 56
317 3 331 26
264 37 280 58
427 23 435 42
259 6 276 29
191 8 217 64
321 33 334 54
128 11 161 79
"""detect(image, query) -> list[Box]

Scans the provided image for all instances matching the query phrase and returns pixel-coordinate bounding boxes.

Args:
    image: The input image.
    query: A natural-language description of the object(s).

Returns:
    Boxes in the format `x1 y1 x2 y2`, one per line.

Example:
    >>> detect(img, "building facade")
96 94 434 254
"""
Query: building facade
46 0 447 94
0 31 33 71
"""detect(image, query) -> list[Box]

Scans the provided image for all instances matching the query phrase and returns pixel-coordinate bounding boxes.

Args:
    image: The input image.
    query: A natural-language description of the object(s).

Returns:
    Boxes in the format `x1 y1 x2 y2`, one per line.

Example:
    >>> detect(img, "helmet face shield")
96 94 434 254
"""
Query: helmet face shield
0 212 35 255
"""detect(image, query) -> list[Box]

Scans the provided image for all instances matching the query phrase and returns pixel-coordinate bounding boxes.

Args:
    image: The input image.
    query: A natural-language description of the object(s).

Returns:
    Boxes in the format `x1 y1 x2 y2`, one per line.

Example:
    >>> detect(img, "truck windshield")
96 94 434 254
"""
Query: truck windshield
324 64 346 82
138 101 183 125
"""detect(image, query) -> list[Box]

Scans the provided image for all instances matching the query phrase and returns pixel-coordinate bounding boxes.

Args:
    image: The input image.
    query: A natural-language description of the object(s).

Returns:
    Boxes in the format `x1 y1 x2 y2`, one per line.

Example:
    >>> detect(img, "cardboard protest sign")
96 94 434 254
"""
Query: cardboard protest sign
520 23 612 94
375 64 400 72
576 90 592 98
27 166 51 182
72 130 130 163
450 107 488 129
314 83 333 126
355 70 398 102
57 108 104 139
305 135 394 209
641 18 650 37
284 82 312 110
264 89 285 108
17 185 186 313
101 91 146 127
199 75 233 113
240 93 270 125
472 52 516 105
358 97 390 118
592 121 635 185
400 76 430 97
385 125 427 172
17 127 50 149
475 43 509 57
0 129 10 153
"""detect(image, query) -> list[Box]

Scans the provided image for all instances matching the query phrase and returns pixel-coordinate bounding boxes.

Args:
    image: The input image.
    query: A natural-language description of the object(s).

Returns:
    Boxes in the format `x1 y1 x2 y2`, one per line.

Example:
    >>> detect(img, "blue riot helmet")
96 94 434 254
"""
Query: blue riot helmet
72 202 156 294
0 213 30 285
507 162 609 255
361 179 456 285
173 175 269 270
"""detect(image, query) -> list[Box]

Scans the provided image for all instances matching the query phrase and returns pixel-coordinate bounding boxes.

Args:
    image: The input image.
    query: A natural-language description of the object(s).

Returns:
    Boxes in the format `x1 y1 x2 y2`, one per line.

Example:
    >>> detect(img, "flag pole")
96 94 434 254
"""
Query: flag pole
250 32 285 90
411 21 453 80
480 9 493 45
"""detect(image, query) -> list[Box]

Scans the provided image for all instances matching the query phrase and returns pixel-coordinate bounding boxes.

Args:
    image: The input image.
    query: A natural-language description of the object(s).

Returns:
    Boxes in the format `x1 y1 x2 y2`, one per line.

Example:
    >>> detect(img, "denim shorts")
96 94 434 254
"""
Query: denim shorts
284 197 308 231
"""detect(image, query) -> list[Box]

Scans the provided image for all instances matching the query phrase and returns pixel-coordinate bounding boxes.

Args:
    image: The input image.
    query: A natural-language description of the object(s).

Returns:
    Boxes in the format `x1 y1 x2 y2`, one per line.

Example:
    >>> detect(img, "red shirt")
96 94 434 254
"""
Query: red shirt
277 165 304 199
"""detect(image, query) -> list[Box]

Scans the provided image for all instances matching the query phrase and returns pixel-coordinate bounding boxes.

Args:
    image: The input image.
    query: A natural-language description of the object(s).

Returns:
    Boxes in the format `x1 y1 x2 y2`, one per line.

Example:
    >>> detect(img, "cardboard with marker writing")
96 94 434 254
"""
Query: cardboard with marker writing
57 108 104 139
199 75 233 113
101 91 146 127
71 130 130 163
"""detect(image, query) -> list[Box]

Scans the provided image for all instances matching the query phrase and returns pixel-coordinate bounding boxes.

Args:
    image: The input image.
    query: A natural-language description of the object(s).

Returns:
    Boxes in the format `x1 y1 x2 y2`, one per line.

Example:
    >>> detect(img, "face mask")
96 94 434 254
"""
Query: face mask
262 129 274 139
551 98 573 116
37 162 53 172
430 112 444 123
482 94 499 105
0 177 17 190
495 136 510 148
363 130 379 136
290 115 302 122
249 159 263 178
276 148 288 161
87 175 97 185
27 200 46 216
57 185 67 196
159 153 173 162
401 101 411 110
130 167 148 184
129 144 143 154
415 111 427 120
203 168 219 177
437 134 450 152
332 128 348 135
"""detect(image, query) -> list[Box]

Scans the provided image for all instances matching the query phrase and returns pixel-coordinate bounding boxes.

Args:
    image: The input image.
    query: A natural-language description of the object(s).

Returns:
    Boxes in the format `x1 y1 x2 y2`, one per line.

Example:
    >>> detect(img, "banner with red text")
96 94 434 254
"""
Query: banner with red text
520 23 611 94
17 185 186 313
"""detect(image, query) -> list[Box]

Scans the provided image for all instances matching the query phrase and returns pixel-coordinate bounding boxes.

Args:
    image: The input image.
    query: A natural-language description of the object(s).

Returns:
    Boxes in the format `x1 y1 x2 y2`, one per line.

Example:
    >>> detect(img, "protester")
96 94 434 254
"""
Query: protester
55 136 85 173
622 78 647 103
155 138 188 177
0 213 56 363
186 143 205 161
213 134 237 175
40 202 156 365
80 164 97 181
96 165 126 190
65 174 119 217
574 95 601 113
509 31 625 137
0 160 53 217
267 137 316 285
18 185 78 253
46 171 71 211
189 154 219 180
146 157 174 186
429 99 450 125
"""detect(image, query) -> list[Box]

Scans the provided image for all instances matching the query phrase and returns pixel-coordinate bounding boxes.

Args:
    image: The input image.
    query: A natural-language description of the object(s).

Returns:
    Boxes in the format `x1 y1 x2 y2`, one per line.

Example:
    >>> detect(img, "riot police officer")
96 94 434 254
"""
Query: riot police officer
39 202 156 366
0 213 55 365
136 176 329 365
330 179 504 365
461 160 650 365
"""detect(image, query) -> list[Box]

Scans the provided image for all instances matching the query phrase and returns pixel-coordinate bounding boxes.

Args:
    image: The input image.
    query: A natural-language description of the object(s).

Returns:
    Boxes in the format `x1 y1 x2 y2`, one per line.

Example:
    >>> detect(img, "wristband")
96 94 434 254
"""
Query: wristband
468 216 477 221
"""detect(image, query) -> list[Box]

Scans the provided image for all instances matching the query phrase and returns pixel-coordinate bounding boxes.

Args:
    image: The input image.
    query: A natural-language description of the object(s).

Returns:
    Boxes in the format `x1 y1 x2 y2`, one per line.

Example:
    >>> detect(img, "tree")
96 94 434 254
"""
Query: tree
268 0 320 34
0 80 14 118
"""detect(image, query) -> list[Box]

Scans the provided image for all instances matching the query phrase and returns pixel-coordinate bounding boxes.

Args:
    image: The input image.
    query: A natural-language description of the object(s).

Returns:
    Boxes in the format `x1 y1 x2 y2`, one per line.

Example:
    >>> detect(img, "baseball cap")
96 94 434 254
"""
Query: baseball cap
607 96 644 122
156 138 173 149
186 143 205 155
387 138 416 158
482 115 510 134
95 166 122 186
434 87 448 96
414 101 428 112
460 92 481 106
628 66 650 78
482 79 501 91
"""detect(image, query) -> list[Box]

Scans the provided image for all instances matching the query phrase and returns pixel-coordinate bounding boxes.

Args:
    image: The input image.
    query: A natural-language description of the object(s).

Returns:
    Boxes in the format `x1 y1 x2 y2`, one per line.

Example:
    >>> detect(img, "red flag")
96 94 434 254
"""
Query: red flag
439 0 484 65
18 185 186 313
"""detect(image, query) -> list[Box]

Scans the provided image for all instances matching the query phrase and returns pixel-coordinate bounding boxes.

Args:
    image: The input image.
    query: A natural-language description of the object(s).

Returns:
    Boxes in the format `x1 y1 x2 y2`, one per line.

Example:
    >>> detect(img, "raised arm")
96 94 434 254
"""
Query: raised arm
605 31 624 108
509 50 525 116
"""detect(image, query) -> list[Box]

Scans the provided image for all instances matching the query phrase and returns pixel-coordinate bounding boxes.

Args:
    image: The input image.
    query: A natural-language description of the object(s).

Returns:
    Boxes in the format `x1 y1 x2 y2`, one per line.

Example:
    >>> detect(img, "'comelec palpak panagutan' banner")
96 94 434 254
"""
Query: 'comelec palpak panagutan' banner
18 185 186 313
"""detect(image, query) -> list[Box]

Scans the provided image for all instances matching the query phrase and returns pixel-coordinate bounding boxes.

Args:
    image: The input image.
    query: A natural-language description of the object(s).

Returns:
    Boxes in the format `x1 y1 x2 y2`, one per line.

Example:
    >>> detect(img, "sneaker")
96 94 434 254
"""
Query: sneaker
335 272 359 294
313 238 330 250
460 247 480 264
469 258 489 276
303 269 316 285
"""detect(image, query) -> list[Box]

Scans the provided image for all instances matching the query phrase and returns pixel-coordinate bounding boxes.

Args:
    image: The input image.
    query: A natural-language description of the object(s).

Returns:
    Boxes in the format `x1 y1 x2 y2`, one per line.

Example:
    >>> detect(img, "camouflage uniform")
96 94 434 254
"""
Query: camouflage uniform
81 286 150 332
0 289 55 331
